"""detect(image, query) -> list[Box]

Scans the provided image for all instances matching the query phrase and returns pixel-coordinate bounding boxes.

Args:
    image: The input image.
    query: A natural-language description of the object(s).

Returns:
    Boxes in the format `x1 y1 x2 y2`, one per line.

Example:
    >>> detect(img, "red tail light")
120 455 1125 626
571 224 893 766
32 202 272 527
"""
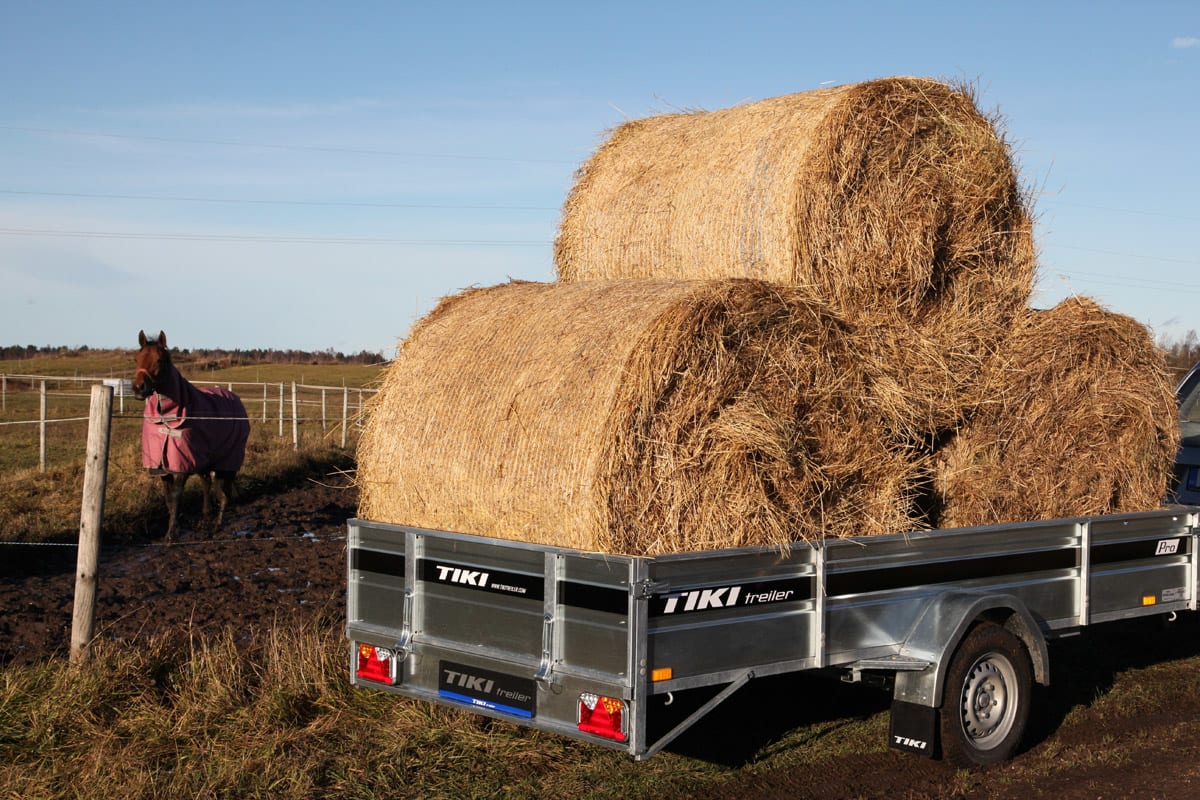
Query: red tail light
578 692 627 741
356 643 397 685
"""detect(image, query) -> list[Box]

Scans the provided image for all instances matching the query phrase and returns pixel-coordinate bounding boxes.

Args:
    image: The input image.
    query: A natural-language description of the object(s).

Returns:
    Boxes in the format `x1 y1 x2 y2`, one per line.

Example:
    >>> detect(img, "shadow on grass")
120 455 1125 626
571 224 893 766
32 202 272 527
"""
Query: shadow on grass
642 612 1200 768
649 671 892 766
1025 612 1200 747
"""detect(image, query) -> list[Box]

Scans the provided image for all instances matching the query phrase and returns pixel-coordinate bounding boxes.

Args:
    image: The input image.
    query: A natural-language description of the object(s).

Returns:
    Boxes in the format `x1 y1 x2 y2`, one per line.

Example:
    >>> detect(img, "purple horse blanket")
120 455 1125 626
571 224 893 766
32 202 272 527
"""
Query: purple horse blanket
142 369 250 474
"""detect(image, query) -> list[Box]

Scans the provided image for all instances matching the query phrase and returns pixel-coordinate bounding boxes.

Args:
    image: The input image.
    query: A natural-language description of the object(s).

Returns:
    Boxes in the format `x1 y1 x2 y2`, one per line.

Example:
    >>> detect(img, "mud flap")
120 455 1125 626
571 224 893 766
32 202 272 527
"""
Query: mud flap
889 700 938 758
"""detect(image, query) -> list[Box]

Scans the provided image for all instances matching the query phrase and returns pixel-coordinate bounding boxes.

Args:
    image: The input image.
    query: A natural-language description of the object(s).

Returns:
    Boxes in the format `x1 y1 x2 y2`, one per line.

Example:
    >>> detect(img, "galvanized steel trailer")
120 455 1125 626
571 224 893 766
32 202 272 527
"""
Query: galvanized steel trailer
346 507 1199 765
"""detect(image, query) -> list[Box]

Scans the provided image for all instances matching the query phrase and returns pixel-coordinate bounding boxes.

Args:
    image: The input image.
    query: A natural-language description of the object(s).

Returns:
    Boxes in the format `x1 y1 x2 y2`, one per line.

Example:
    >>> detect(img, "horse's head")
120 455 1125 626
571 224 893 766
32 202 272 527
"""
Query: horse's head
133 330 172 400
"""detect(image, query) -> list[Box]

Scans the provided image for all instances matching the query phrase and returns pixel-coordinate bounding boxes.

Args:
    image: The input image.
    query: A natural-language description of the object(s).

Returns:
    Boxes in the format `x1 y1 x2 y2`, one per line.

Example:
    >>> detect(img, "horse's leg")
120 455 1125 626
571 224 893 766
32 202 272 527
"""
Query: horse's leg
198 471 215 532
212 470 236 532
161 473 187 540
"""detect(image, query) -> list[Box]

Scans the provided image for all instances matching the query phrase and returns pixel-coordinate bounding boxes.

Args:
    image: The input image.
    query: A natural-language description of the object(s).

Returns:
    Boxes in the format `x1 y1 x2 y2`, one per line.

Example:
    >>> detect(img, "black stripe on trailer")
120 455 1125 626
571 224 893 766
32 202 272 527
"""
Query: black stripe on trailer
824 535 1191 597
825 548 1079 597
648 576 814 617
418 558 545 601
350 548 406 579
558 580 628 614
1091 536 1190 565
365 554 631 612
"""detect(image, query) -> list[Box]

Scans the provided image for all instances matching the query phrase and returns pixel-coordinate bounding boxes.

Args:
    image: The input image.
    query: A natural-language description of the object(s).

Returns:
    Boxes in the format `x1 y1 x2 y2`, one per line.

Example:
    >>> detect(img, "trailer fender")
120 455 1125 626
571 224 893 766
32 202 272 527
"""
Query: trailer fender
892 592 1049 707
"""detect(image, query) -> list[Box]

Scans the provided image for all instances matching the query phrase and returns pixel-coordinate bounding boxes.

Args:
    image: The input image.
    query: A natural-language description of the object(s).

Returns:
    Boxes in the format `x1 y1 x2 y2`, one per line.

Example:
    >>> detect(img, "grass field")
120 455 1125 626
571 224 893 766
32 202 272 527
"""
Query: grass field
5 349 1200 798
0 350 383 543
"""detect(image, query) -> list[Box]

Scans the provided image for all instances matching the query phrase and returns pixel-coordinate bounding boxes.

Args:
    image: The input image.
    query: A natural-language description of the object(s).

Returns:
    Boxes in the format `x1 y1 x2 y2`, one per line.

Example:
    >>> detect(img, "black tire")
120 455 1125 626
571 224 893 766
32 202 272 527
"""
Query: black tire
939 621 1033 767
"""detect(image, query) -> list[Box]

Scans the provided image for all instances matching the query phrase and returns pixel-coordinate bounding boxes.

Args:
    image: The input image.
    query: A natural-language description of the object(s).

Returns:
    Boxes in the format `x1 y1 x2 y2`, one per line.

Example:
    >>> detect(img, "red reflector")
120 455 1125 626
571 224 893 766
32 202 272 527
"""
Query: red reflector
578 693 627 741
356 643 396 685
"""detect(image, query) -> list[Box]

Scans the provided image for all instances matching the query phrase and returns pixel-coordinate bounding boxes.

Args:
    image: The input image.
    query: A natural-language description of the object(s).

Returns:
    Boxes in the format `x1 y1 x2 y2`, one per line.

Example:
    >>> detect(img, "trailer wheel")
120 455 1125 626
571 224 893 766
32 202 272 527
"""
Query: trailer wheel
939 622 1032 767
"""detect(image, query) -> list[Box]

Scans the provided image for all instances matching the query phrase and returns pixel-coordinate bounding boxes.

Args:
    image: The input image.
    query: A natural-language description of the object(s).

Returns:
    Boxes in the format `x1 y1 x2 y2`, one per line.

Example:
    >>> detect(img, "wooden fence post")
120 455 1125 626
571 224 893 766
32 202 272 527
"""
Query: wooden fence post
262 383 268 422
278 383 284 437
71 384 113 666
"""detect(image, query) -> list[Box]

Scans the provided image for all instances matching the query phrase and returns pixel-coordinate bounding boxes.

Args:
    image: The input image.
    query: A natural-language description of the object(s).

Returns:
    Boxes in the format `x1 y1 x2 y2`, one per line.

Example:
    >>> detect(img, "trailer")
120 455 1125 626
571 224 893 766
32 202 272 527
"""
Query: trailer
346 507 1199 766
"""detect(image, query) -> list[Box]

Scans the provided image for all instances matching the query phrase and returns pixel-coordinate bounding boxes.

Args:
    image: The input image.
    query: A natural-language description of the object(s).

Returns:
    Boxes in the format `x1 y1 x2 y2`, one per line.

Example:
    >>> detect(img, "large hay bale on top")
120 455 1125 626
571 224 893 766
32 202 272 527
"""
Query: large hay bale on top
556 77 1036 436
555 77 1035 335
357 279 924 555
935 297 1179 528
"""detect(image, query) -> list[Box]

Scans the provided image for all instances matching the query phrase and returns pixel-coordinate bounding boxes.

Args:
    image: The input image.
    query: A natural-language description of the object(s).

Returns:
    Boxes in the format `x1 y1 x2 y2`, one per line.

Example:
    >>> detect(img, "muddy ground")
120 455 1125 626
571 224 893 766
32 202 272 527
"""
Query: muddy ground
4 473 1200 798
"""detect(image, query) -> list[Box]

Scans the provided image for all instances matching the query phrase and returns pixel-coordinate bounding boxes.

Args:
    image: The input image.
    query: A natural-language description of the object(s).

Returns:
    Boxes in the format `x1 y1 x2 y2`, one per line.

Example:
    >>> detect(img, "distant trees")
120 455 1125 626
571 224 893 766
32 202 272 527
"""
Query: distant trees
1160 330 1200 376
0 344 73 359
0 344 387 364
173 347 386 367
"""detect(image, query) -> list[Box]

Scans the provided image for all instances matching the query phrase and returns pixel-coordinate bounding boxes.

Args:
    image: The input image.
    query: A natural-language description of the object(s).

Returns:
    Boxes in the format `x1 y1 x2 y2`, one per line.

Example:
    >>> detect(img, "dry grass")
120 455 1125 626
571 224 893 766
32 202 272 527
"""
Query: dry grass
0 619 720 800
934 297 1179 527
7 616 1200 799
358 279 930 554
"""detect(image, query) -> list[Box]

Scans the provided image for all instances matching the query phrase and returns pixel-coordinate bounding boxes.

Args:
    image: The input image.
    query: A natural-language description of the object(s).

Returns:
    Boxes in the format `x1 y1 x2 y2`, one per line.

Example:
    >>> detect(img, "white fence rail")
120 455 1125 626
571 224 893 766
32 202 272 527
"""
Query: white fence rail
0 373 375 472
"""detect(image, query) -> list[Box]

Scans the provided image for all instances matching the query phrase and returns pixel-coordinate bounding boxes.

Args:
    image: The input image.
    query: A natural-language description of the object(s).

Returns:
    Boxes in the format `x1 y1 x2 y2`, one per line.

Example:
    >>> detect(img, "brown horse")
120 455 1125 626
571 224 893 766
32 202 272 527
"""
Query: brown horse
133 330 250 539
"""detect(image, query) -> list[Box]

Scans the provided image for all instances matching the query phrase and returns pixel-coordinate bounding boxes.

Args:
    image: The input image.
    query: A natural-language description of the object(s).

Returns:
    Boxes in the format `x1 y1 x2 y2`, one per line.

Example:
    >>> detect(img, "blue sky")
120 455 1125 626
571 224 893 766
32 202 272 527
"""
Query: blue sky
1 1 1197 356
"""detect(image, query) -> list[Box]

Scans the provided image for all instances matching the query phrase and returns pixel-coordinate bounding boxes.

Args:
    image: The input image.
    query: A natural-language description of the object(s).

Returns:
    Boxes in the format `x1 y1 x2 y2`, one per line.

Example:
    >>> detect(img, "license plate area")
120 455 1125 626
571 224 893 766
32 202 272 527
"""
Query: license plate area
438 659 537 719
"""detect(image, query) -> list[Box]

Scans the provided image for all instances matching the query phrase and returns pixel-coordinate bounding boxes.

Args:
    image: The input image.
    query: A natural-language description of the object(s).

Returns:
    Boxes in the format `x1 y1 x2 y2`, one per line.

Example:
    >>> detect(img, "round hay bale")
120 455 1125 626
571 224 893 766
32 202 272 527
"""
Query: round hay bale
934 297 1179 528
357 279 925 555
556 77 1036 436
555 77 1035 334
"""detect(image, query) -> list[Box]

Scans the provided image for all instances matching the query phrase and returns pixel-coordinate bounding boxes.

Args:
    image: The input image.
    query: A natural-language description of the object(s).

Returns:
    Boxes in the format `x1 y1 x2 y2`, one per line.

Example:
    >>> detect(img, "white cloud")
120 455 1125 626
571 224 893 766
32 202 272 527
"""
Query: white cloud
1172 37 1200 49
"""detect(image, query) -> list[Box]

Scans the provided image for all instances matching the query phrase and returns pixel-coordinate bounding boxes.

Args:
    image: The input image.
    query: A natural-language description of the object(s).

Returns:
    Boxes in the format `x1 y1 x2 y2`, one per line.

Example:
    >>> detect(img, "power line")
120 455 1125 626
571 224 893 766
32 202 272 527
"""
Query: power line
1051 267 1200 291
1044 243 1200 266
0 227 550 246
1036 197 1200 223
0 188 559 212
0 124 579 165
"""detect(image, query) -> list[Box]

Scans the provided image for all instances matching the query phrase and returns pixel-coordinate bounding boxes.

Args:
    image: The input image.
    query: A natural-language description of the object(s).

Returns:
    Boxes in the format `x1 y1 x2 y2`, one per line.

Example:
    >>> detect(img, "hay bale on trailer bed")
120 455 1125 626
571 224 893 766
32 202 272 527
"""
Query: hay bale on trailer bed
555 76 1035 333
934 297 1179 528
555 77 1036 433
357 279 927 555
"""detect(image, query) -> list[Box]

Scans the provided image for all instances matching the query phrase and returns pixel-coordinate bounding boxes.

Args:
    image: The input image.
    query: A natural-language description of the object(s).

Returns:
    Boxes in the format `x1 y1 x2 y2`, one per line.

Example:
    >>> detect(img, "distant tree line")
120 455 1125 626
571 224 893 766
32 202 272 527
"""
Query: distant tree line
0 344 387 365
1161 330 1200 376
5 333 1197 373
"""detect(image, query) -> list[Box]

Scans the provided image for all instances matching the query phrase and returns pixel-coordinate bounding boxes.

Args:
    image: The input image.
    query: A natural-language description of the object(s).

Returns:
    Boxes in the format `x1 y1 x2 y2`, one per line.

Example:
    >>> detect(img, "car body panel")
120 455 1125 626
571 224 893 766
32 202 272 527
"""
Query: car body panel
1170 361 1200 504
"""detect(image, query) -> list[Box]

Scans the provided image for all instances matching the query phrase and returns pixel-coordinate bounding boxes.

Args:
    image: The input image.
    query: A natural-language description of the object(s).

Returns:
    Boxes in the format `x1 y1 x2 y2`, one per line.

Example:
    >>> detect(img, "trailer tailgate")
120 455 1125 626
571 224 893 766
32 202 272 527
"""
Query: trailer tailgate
347 519 641 749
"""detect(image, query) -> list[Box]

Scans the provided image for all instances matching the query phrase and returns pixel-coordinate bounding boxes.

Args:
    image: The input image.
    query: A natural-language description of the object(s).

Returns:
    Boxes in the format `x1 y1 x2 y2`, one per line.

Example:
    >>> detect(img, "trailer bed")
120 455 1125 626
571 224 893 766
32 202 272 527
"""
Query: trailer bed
346 508 1199 761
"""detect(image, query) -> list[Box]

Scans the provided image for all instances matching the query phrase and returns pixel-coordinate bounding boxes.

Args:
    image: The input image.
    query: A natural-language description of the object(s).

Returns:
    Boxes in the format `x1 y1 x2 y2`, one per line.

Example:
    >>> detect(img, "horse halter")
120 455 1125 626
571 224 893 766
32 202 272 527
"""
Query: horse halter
133 345 169 401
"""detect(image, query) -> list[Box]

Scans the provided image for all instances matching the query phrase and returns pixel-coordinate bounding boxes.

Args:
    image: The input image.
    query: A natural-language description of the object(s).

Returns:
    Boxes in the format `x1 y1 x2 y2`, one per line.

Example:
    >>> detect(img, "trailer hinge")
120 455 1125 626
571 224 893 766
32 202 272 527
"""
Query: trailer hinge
634 579 669 599
392 589 415 662
535 614 560 691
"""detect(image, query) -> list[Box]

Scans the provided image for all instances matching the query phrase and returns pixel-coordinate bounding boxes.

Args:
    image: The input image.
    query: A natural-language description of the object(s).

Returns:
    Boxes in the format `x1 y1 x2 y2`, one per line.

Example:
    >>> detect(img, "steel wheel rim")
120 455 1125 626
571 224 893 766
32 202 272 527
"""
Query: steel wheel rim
958 650 1018 749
